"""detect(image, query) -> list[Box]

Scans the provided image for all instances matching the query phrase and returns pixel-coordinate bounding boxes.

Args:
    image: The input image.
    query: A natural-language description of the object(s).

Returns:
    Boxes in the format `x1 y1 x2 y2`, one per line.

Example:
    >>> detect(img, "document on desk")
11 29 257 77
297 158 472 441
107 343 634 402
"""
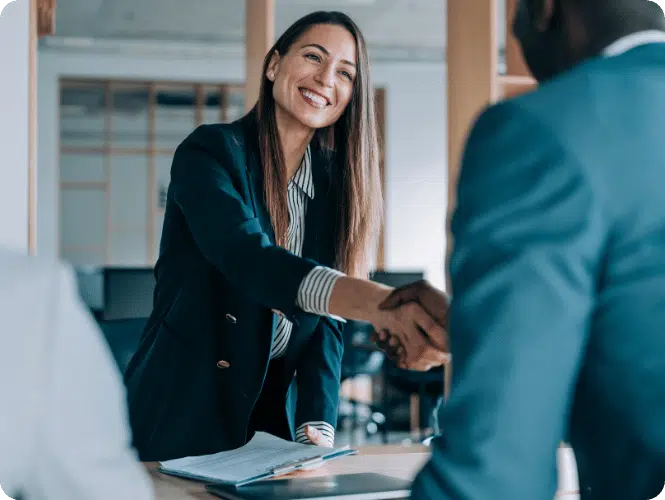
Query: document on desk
158 432 357 487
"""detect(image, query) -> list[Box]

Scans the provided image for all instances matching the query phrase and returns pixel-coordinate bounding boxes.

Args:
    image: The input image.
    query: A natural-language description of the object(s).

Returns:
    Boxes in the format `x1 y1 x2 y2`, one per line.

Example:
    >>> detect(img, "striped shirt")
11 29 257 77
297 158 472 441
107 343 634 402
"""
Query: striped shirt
273 145 345 447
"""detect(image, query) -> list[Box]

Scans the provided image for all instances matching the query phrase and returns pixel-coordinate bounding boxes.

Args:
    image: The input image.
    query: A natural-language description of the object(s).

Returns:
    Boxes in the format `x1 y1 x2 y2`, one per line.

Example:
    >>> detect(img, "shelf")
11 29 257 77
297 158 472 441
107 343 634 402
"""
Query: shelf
498 74 537 99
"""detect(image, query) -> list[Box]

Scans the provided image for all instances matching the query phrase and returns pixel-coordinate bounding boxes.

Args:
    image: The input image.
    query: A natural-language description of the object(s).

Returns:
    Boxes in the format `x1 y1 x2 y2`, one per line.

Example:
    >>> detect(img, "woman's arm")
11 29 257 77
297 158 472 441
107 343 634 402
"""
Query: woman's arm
292 317 344 447
172 125 446 368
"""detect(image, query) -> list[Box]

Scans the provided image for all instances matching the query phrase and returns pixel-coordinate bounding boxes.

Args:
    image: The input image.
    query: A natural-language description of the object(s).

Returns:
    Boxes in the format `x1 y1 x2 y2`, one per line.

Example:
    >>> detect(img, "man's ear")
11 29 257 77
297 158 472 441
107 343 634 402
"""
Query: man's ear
266 50 280 82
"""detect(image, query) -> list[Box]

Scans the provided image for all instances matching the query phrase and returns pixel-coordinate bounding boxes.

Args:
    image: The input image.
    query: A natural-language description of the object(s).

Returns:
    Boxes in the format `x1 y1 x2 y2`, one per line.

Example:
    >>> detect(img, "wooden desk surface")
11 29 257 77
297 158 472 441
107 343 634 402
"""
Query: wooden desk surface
145 445 431 500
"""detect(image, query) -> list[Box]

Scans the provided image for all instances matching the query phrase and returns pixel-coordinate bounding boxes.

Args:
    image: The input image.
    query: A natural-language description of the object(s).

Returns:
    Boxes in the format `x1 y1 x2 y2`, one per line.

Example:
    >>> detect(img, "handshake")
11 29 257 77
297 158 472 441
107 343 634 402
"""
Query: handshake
370 280 450 372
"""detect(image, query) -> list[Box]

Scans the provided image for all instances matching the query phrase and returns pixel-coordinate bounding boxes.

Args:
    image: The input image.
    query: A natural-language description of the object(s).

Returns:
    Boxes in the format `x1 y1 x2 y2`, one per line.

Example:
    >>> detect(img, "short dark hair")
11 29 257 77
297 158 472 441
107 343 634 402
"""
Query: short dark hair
648 0 665 18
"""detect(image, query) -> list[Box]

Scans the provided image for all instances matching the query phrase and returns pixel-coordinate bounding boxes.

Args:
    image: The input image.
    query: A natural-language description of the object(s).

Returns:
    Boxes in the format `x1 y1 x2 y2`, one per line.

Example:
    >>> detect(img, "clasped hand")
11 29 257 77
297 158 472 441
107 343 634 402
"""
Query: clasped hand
370 280 450 371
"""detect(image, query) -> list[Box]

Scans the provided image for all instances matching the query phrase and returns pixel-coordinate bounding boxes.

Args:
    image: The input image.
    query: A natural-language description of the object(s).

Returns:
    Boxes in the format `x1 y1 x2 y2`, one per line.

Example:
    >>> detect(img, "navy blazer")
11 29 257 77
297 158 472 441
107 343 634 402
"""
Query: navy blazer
123 110 345 462
411 43 665 499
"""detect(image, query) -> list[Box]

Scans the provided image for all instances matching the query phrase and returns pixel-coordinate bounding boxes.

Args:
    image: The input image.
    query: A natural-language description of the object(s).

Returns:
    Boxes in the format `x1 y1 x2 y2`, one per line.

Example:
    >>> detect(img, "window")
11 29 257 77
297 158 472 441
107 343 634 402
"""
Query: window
58 79 244 267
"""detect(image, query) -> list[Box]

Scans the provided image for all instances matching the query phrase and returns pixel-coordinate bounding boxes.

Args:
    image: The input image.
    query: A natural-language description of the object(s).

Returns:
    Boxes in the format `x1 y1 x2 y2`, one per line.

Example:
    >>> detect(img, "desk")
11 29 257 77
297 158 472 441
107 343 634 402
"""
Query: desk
144 445 430 500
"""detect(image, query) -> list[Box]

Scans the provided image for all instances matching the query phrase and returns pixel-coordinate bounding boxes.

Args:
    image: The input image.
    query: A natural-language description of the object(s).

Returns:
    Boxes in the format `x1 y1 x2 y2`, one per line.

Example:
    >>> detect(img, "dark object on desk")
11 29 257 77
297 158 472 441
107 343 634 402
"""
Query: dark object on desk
206 472 411 500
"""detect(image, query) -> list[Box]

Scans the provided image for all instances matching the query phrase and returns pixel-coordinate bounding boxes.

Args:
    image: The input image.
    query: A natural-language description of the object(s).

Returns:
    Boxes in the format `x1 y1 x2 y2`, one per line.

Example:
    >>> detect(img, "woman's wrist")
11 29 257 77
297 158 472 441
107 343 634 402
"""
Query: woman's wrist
327 276 393 325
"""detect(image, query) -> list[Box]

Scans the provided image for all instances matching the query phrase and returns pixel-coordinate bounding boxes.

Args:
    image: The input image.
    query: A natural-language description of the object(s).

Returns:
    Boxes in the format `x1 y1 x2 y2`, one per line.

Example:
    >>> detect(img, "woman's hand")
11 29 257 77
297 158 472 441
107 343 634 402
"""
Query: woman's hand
369 306 449 371
304 425 334 448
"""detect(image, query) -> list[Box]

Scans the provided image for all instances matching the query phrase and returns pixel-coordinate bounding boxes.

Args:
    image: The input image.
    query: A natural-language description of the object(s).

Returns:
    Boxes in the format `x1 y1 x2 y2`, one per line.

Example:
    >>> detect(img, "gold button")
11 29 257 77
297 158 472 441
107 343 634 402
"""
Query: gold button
225 313 237 324
217 360 231 369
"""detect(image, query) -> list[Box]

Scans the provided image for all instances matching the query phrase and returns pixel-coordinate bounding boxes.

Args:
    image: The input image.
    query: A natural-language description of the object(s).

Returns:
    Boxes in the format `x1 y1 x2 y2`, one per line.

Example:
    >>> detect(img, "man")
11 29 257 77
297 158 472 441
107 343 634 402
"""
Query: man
0 248 153 499
382 0 665 498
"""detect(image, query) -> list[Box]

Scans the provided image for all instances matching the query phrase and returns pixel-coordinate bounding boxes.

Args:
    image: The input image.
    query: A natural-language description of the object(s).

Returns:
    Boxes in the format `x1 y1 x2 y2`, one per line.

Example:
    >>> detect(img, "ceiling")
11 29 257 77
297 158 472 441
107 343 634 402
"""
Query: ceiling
49 0 508 63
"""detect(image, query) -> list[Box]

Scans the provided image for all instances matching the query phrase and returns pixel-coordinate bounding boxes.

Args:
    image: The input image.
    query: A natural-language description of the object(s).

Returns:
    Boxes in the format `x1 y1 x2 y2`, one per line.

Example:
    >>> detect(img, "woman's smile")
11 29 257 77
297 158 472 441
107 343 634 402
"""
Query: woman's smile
299 87 331 109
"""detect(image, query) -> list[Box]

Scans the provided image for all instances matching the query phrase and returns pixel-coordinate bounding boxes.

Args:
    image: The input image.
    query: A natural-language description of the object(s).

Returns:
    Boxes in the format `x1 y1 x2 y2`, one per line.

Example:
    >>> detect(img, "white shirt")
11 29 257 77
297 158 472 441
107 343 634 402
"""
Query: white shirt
0 249 153 500
273 146 346 447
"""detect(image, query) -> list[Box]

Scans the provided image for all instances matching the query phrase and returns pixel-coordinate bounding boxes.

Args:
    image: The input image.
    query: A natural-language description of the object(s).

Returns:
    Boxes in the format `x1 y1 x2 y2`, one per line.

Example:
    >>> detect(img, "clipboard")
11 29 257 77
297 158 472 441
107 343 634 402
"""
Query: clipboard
157 432 357 487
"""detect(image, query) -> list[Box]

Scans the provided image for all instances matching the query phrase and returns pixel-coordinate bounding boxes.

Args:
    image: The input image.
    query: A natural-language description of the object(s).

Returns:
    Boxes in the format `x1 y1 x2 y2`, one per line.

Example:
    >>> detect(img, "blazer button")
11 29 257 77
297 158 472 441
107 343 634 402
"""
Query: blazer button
217 360 231 369
225 313 237 324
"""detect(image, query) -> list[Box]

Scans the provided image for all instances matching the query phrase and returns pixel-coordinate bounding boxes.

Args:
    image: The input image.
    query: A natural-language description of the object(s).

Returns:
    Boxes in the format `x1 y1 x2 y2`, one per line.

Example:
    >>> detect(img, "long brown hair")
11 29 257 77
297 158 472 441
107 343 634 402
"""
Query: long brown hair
254 11 382 279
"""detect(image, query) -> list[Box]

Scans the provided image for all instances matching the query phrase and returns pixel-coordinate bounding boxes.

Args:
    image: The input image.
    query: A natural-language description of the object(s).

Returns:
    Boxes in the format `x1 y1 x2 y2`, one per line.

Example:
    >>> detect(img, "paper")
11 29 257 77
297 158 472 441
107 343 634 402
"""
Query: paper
158 432 355 486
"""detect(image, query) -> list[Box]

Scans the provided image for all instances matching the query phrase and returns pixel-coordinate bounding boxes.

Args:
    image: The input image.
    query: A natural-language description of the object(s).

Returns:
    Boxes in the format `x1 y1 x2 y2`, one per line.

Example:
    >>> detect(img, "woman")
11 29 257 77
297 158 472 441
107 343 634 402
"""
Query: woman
124 11 446 462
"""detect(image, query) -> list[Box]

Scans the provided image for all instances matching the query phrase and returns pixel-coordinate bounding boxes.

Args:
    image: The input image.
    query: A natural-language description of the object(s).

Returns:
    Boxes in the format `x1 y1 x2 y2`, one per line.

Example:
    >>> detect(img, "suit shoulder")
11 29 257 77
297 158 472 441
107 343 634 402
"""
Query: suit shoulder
171 118 252 180
180 119 247 155
503 59 608 130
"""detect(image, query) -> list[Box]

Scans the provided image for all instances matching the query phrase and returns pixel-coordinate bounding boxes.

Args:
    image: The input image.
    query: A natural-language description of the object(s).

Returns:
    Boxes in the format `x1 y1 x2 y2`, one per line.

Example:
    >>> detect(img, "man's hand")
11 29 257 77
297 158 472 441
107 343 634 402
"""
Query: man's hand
374 280 451 370
325 276 448 371
379 279 449 328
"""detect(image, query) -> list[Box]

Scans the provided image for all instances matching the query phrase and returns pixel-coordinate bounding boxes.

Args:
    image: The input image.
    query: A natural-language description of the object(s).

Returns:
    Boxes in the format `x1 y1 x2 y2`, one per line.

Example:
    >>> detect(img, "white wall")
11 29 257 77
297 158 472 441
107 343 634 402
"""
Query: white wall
1 0 30 252
38 45 448 289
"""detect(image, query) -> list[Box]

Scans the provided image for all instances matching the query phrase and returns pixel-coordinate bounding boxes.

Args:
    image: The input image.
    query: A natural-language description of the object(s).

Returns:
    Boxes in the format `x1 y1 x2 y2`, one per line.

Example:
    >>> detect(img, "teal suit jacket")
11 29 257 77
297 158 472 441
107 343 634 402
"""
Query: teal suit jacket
412 42 665 499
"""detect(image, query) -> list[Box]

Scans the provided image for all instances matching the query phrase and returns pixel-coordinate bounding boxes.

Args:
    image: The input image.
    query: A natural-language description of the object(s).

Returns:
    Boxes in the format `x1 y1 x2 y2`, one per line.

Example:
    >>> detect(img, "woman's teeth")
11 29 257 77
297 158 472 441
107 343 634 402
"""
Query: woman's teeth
300 89 328 108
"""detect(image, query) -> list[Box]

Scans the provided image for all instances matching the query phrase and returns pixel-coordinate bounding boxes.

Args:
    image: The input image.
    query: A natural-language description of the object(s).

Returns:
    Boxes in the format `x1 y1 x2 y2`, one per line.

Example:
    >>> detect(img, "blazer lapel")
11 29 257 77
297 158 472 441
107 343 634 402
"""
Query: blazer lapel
301 146 336 265
284 146 339 374
241 113 276 244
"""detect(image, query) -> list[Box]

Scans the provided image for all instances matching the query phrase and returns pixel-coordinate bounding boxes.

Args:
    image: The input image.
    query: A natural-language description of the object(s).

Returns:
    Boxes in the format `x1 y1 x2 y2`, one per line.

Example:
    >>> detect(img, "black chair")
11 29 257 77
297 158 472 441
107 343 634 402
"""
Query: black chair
382 361 445 442
97 317 148 374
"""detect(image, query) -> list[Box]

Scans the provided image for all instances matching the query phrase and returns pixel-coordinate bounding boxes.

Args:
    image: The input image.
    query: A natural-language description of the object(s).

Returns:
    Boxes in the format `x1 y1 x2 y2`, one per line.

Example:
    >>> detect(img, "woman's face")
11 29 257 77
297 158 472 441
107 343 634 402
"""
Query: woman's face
267 23 358 130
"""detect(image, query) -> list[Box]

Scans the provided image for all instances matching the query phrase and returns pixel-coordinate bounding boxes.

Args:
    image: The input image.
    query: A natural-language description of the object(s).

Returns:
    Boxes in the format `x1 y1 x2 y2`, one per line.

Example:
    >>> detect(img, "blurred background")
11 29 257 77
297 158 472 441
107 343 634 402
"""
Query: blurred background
5 0 524 447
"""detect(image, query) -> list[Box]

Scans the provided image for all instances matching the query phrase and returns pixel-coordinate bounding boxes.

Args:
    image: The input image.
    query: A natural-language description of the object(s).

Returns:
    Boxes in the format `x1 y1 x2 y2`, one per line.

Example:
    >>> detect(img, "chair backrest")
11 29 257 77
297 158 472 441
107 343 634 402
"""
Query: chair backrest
98 317 148 373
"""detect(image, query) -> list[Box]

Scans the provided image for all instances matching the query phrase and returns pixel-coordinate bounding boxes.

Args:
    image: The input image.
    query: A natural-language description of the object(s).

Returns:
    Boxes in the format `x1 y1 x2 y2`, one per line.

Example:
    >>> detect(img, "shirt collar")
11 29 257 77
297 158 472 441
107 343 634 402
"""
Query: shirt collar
289 145 315 199
602 30 665 57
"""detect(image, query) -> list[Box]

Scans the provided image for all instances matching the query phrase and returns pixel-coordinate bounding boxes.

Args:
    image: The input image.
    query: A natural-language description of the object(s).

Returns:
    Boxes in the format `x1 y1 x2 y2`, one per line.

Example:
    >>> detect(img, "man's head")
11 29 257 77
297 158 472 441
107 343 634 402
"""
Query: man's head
513 0 665 82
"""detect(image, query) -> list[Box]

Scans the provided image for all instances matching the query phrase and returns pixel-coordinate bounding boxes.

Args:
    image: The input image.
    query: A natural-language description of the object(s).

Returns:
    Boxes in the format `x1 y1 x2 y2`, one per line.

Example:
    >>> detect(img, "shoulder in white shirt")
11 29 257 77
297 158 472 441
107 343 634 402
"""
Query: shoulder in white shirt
0 248 153 500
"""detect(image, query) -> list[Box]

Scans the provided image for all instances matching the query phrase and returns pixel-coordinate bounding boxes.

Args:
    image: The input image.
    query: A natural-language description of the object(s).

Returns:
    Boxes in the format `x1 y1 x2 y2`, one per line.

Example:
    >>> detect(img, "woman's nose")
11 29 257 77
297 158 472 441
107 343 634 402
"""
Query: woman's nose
315 64 336 87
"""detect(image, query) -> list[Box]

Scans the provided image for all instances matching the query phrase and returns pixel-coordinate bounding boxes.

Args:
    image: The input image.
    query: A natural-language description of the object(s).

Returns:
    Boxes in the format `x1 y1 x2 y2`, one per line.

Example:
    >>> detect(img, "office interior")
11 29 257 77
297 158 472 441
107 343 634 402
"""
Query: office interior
2 0 537 452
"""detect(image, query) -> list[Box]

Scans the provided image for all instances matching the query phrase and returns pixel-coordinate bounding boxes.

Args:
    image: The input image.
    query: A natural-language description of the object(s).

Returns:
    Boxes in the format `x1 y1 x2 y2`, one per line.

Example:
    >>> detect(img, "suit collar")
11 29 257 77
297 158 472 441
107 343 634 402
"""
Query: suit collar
289 146 315 200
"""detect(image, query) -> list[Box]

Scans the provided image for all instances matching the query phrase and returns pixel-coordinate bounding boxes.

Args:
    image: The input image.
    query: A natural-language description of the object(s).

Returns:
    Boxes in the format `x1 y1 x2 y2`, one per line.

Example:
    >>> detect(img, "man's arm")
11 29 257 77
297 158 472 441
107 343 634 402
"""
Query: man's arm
411 101 606 499
27 264 153 500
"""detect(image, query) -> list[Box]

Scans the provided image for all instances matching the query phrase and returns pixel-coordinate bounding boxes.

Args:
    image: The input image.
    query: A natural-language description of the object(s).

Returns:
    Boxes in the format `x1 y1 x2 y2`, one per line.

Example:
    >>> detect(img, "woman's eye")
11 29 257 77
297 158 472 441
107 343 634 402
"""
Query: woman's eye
340 71 353 81
305 53 321 62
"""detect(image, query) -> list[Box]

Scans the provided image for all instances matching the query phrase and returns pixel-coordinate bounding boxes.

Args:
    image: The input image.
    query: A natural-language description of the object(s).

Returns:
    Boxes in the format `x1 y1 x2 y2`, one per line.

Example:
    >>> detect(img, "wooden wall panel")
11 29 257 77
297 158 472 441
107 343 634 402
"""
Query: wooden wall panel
245 0 275 112
504 0 531 77
445 0 499 290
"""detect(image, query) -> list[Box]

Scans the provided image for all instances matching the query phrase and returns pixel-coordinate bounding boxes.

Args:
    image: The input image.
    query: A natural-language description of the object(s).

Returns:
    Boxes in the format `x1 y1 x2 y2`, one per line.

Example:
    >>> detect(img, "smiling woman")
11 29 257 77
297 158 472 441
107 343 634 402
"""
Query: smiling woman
257 12 378 273
123 10 449 463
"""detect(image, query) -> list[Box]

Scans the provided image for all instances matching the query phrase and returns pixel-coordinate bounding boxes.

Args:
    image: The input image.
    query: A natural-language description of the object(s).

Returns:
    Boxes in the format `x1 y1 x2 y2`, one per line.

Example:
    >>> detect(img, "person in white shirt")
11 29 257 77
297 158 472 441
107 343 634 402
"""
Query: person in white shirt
0 248 153 500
